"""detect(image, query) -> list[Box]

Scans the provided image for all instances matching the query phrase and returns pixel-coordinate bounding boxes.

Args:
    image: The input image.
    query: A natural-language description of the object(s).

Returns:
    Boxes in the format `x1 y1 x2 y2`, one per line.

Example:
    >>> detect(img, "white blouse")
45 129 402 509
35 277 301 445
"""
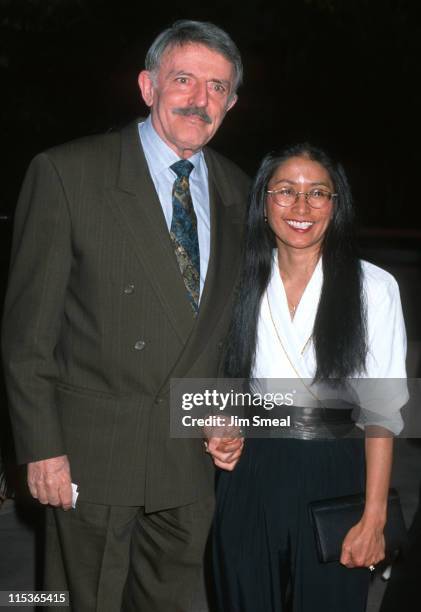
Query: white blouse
252 254 409 434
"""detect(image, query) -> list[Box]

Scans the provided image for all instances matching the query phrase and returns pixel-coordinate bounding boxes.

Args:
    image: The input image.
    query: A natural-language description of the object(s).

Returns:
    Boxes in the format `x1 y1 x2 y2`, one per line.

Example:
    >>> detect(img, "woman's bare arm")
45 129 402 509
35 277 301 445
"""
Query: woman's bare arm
340 429 393 568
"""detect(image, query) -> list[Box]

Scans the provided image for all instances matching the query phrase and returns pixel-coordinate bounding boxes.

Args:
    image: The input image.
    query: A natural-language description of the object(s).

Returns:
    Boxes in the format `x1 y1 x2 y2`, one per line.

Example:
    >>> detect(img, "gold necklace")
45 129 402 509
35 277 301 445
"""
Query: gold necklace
266 291 321 405
287 301 297 319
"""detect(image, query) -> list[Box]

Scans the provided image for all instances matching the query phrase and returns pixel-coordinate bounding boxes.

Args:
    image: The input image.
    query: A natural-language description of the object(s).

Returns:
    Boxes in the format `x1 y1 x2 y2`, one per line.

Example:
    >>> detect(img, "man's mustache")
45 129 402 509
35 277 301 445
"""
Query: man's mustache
172 107 212 124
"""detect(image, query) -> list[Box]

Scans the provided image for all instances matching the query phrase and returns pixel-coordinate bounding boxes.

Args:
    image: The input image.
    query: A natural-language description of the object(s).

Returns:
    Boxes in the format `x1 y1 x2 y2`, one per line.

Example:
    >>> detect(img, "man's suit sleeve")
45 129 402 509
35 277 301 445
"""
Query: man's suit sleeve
2 152 72 464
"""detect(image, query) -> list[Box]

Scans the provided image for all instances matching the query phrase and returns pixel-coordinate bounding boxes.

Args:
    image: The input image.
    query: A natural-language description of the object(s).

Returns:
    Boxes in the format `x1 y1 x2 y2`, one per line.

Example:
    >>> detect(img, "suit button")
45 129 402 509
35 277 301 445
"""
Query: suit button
123 283 135 295
134 340 146 351
155 397 163 405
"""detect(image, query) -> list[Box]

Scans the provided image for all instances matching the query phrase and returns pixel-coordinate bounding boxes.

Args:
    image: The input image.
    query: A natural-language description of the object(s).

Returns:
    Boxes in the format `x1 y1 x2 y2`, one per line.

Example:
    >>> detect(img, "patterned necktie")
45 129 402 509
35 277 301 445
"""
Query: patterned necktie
170 160 200 314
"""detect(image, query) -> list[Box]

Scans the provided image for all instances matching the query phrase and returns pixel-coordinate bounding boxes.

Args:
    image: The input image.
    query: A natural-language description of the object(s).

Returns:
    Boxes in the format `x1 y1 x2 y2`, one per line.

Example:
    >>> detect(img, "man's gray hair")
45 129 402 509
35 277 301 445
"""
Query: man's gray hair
145 20 243 95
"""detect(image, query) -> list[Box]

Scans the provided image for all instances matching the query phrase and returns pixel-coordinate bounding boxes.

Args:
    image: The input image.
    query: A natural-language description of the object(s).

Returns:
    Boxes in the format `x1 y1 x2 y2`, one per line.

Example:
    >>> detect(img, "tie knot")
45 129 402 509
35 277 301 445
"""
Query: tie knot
171 160 194 179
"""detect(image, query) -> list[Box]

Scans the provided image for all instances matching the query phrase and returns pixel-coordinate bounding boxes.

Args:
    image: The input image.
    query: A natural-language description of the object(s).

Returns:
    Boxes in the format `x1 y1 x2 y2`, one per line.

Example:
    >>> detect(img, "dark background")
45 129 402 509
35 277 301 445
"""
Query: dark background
1 0 420 228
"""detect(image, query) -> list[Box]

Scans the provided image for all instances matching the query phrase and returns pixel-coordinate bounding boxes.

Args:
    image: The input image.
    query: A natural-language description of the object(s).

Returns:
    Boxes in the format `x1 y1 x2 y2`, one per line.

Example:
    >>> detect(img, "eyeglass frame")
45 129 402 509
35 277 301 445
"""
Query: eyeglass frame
266 187 338 209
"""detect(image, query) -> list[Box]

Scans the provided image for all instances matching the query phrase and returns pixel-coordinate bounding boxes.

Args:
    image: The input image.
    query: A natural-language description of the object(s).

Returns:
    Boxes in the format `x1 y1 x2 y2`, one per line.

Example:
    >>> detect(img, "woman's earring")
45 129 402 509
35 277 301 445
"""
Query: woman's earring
264 215 268 223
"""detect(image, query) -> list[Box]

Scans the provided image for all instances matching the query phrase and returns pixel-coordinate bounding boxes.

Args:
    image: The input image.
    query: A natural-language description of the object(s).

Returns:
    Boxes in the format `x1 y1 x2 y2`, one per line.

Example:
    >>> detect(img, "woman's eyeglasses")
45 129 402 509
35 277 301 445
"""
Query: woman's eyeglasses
266 187 337 209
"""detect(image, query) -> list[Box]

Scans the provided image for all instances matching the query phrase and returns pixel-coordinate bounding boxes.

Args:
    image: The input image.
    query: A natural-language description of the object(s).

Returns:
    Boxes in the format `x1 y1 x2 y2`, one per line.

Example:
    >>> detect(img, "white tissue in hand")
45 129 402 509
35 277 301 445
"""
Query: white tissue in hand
71 483 79 509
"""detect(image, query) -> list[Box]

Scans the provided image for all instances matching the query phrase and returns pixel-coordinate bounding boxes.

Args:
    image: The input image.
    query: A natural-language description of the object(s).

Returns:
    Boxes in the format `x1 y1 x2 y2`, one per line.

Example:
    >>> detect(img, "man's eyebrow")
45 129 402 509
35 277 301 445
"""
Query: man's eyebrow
209 78 230 84
167 70 195 77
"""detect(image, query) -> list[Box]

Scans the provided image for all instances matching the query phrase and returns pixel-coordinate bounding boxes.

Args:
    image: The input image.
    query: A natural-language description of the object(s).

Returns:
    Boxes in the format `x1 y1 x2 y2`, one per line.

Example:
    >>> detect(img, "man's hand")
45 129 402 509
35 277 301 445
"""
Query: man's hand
205 435 244 471
27 454 72 510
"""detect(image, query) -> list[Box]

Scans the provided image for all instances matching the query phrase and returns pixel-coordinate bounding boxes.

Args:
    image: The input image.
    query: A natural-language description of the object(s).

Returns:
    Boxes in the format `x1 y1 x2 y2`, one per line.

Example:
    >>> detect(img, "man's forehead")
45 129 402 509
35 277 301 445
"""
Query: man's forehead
158 42 234 79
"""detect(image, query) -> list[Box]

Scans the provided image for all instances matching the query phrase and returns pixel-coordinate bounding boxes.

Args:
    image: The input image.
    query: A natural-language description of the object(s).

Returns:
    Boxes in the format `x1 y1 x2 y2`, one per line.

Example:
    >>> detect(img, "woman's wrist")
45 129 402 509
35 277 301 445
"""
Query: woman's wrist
361 504 387 529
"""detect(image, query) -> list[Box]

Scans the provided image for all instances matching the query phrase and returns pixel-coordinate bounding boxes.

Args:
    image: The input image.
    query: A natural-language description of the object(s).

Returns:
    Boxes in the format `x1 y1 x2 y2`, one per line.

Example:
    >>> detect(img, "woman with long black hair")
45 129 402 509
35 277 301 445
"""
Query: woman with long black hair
211 144 408 612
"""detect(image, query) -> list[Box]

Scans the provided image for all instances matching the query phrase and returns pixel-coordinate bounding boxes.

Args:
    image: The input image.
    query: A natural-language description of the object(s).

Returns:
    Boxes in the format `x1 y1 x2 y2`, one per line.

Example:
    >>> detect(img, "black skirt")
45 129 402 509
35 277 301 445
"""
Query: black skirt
212 437 370 612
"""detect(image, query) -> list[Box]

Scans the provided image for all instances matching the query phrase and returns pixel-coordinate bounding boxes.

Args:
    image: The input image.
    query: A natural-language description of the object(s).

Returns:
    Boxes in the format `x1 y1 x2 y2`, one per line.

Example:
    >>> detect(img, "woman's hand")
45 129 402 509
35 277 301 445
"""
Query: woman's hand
340 516 385 569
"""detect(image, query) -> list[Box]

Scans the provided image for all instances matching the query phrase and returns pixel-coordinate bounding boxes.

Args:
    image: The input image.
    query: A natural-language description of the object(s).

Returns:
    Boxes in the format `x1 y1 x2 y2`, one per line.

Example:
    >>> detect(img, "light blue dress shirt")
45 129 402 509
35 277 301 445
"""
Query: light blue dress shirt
138 117 210 299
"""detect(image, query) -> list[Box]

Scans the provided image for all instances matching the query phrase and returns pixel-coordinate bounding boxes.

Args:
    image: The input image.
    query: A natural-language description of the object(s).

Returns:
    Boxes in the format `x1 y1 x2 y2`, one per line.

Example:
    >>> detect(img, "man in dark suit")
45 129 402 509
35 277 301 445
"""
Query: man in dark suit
2 20 248 611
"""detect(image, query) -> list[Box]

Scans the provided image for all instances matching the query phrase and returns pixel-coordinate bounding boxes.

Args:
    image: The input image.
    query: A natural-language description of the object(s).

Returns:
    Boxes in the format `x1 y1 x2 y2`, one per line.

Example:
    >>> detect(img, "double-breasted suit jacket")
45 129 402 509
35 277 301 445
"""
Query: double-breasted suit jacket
2 119 249 511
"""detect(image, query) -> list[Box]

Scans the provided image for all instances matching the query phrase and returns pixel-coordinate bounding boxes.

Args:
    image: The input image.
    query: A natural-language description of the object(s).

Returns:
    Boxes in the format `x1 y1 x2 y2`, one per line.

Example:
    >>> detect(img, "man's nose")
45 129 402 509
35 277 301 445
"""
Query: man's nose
188 81 208 107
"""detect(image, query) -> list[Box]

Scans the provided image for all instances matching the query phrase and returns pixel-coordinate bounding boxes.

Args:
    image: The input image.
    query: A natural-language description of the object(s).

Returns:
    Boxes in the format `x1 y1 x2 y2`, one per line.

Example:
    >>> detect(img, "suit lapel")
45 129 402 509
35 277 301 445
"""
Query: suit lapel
105 120 195 344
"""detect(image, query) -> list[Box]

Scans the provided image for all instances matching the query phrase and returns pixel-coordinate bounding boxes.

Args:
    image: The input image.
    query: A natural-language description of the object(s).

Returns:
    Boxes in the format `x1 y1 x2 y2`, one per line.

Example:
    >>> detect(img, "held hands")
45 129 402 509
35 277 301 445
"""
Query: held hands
203 419 244 471
340 516 386 569
205 436 244 470
27 454 72 510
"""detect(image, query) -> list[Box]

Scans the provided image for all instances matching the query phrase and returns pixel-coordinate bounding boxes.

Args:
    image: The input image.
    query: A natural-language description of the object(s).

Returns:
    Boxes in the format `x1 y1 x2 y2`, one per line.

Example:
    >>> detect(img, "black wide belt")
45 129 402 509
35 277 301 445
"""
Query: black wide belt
247 404 360 440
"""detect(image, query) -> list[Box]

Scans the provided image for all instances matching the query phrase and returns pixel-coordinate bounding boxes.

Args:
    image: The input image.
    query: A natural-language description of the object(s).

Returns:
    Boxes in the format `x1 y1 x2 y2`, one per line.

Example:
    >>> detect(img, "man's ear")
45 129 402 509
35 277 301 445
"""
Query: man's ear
226 93 238 113
138 70 155 107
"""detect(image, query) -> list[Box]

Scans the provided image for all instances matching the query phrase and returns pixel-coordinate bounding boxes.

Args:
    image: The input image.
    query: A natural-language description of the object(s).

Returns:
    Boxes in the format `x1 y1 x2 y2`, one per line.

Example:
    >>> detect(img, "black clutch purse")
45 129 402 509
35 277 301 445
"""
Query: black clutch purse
309 488 407 563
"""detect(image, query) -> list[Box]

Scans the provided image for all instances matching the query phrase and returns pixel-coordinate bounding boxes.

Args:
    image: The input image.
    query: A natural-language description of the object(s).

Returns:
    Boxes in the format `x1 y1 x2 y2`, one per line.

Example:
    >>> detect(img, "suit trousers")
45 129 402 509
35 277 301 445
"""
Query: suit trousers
45 495 214 612
213 437 370 612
